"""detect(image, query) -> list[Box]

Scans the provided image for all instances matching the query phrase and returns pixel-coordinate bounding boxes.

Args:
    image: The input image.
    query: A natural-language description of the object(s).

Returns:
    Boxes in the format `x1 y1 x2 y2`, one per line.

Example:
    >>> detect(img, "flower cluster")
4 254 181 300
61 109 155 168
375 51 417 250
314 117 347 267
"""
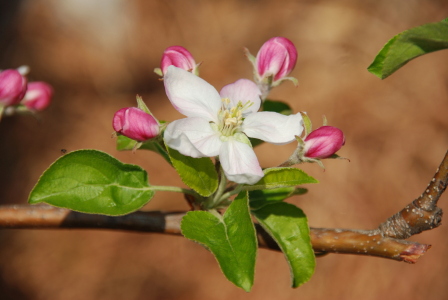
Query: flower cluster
113 38 345 184
163 66 303 184
0 67 53 119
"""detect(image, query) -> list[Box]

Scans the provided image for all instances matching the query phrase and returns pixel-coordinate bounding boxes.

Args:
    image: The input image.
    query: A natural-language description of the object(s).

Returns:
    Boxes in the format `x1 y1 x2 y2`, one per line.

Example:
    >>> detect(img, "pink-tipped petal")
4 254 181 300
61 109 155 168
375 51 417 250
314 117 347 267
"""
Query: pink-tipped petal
0 69 27 106
161 46 197 75
113 107 159 142
219 79 261 114
304 126 345 159
255 37 298 82
22 81 53 111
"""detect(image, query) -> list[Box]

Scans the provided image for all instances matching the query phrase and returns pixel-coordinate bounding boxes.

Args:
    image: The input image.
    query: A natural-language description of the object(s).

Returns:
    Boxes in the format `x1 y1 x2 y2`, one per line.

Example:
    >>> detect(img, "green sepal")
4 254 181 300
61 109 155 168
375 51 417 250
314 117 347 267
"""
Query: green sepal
368 18 448 79
322 115 328 126
181 191 257 291
28 149 154 216
244 47 256 65
300 112 312 137
153 67 163 77
136 95 153 116
274 76 298 87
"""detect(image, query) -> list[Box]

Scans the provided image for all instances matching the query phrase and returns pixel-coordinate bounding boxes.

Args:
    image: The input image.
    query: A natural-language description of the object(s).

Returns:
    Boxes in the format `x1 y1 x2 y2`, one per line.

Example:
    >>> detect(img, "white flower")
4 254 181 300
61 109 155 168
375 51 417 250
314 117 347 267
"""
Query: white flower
163 66 303 184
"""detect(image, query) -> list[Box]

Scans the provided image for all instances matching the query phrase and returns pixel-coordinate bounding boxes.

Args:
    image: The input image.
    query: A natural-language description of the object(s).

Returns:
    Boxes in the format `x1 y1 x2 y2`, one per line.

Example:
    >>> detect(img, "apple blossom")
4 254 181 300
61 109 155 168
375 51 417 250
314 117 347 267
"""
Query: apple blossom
0 69 27 106
255 37 297 84
303 126 345 159
113 107 160 142
163 66 303 184
21 81 53 111
160 46 198 75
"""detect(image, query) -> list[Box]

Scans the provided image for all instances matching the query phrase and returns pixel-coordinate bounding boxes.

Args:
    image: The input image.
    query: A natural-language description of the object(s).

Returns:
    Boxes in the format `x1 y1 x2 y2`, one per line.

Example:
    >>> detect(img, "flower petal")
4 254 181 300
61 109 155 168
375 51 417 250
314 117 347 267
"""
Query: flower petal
164 66 221 122
219 139 264 184
219 79 261 115
242 111 303 145
164 117 222 158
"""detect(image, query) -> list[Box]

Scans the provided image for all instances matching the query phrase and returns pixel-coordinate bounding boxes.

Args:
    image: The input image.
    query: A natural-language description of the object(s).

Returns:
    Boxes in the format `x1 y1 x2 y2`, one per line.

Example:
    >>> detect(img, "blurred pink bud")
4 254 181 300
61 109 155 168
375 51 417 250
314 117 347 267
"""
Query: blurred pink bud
255 37 298 82
0 69 27 106
304 126 345 159
113 107 159 142
161 46 196 75
22 82 53 111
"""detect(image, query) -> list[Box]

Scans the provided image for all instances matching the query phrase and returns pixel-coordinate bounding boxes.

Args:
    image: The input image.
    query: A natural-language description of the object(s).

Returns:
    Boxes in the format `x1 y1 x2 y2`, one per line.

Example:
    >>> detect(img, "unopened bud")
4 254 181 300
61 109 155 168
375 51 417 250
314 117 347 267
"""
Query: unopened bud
22 82 53 111
0 69 27 106
113 107 160 142
303 126 345 159
160 46 197 75
255 37 297 83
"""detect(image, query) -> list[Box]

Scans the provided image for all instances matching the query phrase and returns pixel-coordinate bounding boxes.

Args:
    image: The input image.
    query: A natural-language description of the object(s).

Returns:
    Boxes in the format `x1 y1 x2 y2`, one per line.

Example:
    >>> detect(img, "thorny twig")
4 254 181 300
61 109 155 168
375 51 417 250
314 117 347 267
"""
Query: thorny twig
0 150 447 263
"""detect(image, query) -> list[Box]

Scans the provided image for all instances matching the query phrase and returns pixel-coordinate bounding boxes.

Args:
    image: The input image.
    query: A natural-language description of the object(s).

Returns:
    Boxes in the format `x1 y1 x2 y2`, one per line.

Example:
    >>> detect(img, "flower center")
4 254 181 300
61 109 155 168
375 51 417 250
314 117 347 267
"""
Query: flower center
216 98 253 137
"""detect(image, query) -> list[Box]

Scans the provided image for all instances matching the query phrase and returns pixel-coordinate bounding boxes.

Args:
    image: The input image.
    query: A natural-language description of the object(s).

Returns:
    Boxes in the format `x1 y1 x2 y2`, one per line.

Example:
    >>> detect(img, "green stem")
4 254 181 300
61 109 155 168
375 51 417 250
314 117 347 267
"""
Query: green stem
147 185 197 196
204 165 228 209
219 184 243 201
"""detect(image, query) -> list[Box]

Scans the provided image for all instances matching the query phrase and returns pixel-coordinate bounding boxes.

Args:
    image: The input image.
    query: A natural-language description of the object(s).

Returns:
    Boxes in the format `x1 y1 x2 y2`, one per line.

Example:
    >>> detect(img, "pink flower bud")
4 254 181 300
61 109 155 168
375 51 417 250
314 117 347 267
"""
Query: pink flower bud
161 46 197 75
113 107 159 142
304 126 345 159
21 81 53 111
0 69 27 106
255 37 298 82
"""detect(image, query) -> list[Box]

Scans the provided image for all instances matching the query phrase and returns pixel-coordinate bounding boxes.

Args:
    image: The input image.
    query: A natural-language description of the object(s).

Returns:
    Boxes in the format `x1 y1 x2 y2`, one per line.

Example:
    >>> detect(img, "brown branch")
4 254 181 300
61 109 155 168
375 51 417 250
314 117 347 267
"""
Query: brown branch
0 150 447 264
0 205 431 263
307 228 430 263
378 150 447 239
0 205 183 234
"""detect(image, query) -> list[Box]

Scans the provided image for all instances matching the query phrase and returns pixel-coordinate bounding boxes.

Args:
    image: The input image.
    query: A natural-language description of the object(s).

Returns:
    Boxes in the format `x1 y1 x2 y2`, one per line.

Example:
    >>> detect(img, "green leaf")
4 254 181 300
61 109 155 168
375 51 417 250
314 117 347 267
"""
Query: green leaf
249 187 307 209
249 137 264 148
262 99 293 115
252 202 315 288
116 135 171 165
368 18 448 79
29 150 154 216
181 192 257 291
248 168 318 190
166 146 218 197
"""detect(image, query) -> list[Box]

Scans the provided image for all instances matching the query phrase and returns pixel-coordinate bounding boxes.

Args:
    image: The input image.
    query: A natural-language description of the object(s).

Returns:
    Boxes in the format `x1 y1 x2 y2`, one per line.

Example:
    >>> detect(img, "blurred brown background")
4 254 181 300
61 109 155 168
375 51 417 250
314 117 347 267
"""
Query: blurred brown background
1 0 448 299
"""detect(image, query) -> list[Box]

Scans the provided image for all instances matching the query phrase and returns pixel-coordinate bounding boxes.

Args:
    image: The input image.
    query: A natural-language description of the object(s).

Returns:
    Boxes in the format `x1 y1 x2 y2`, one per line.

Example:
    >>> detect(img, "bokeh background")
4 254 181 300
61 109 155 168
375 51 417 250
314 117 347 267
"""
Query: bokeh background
1 0 448 299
